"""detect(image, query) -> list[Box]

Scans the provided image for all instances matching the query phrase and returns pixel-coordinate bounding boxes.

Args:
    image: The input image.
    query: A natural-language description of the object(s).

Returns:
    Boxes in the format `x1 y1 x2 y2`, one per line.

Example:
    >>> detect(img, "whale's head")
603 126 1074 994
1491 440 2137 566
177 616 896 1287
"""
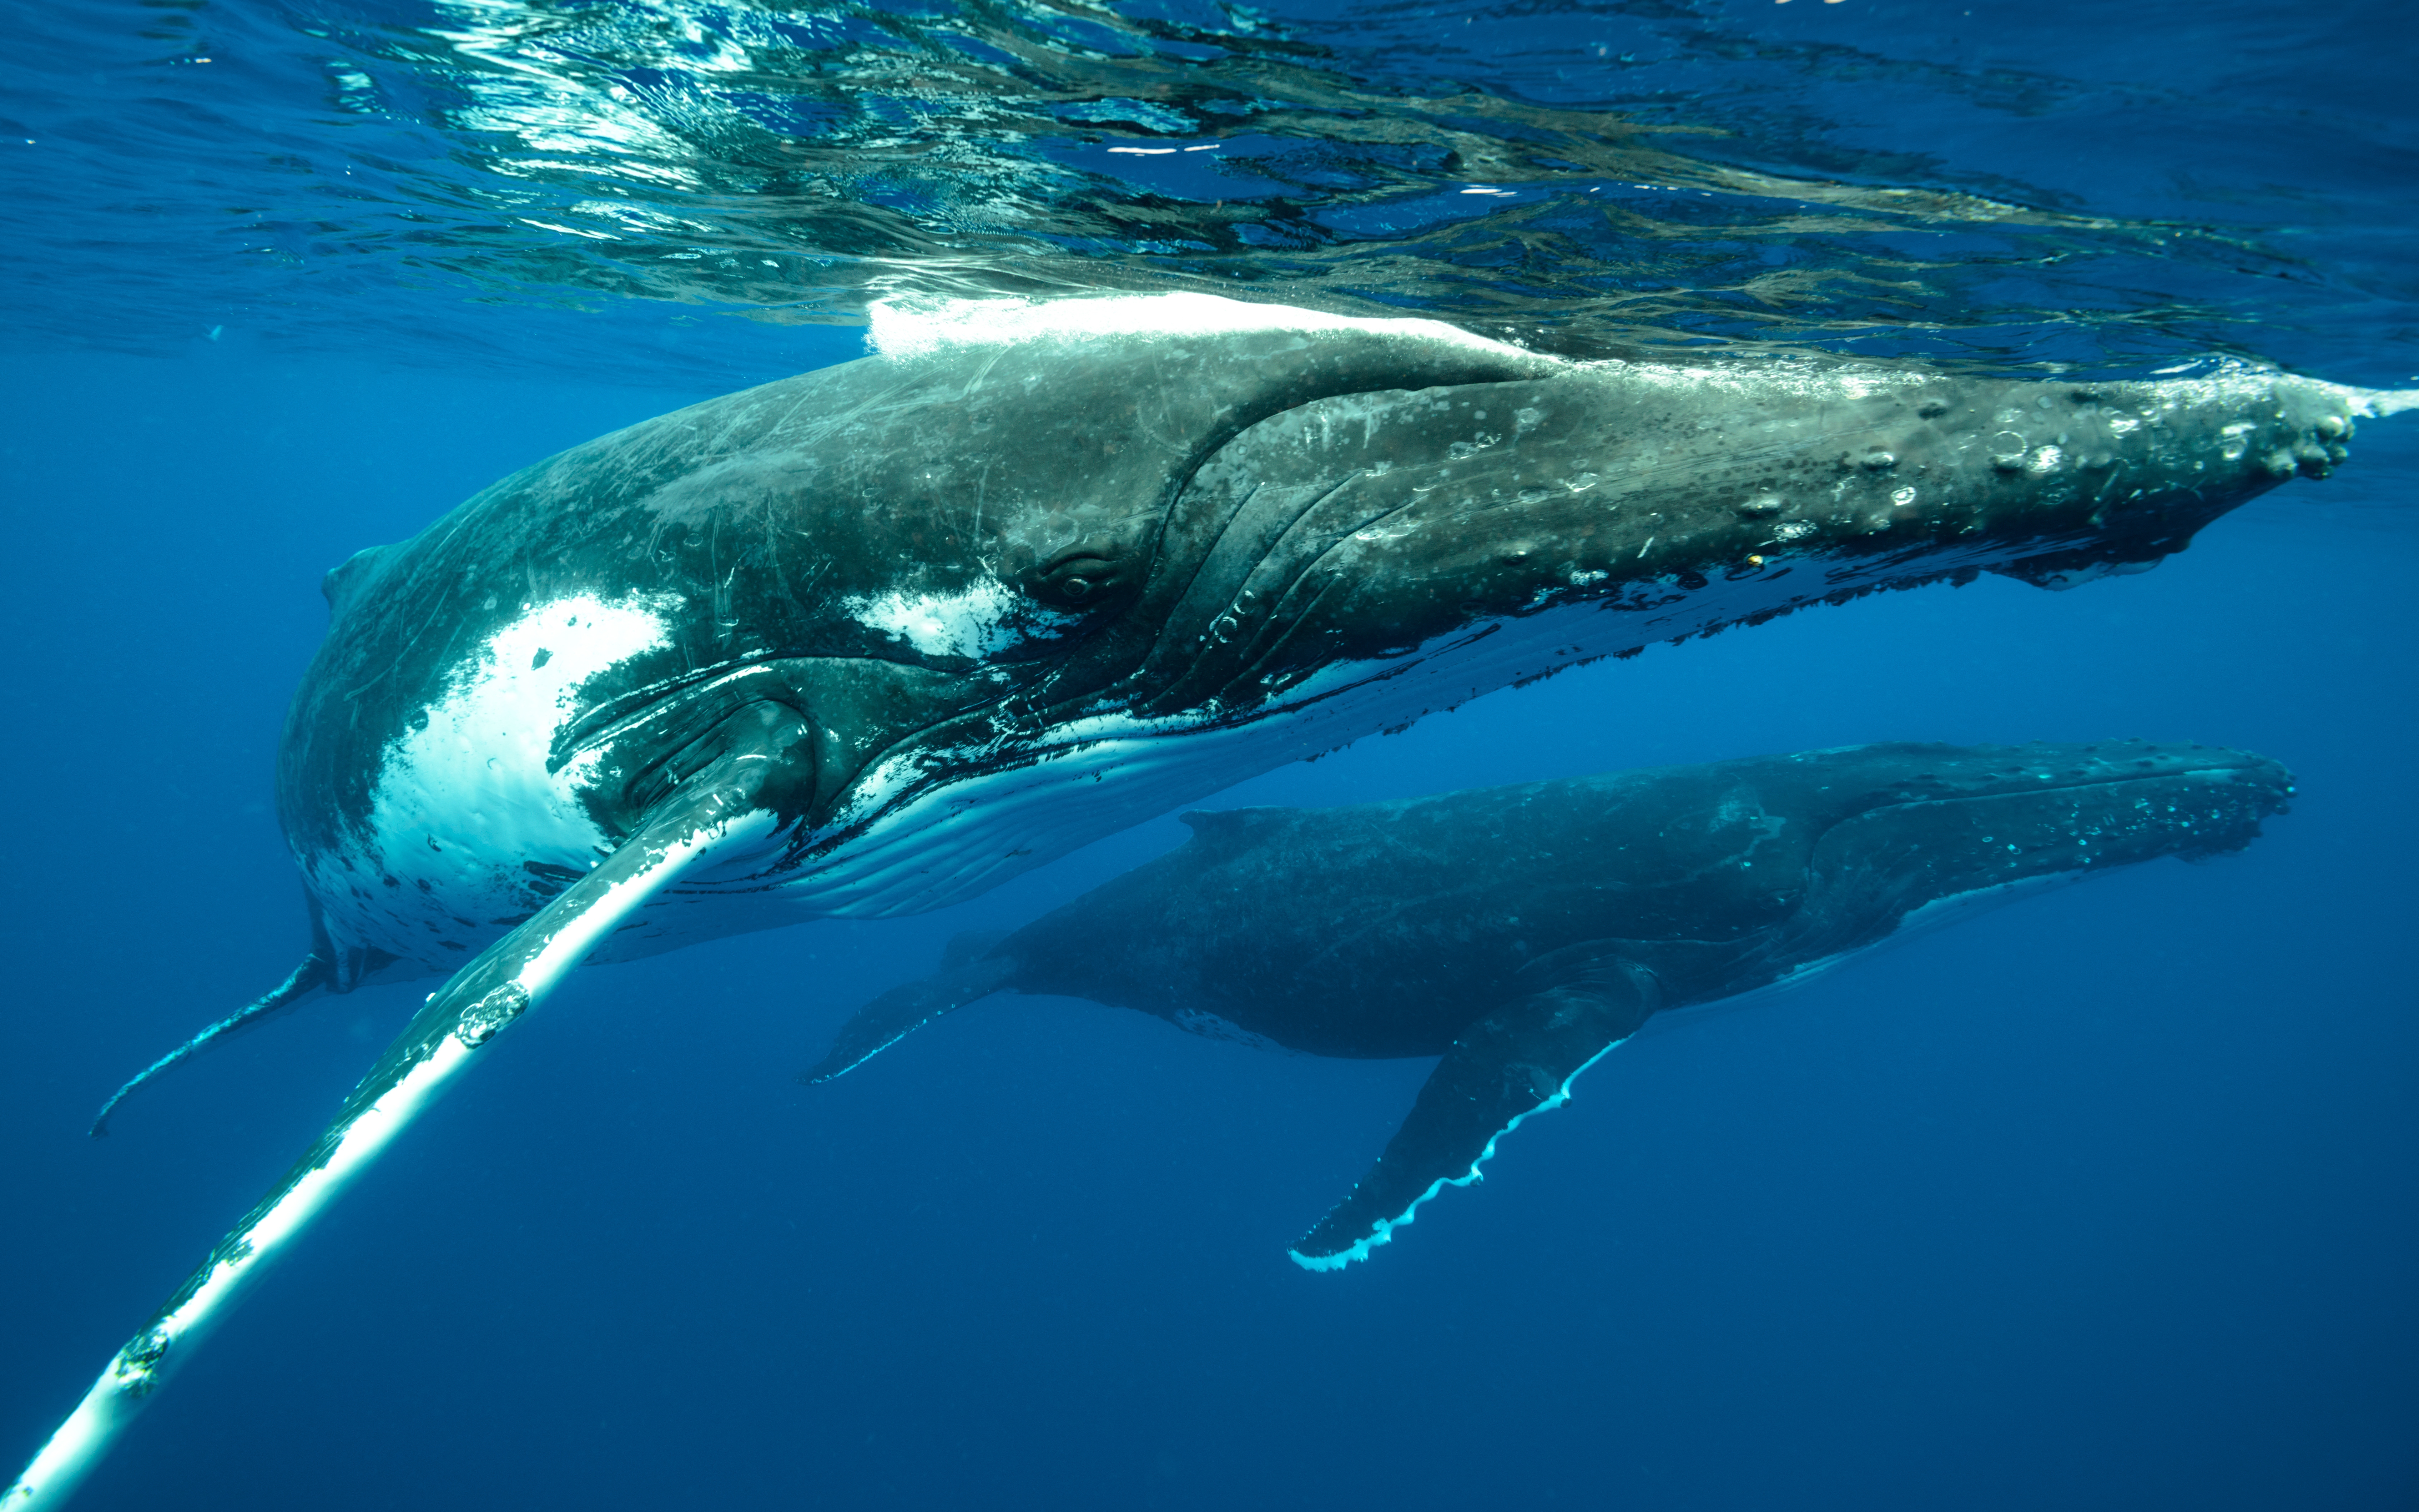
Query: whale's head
688 305 2344 918
282 298 2350 953
1726 739 2297 989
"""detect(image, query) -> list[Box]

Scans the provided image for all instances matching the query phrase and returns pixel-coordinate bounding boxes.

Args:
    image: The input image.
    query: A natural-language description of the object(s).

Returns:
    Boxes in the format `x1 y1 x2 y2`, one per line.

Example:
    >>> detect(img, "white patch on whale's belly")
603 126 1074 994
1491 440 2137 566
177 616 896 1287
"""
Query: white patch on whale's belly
311 591 687 958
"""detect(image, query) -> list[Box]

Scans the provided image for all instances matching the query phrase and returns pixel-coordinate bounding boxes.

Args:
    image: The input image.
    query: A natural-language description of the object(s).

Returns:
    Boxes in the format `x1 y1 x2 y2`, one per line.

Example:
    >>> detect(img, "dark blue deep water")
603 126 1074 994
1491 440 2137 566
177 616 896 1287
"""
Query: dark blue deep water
4 0 2417 1507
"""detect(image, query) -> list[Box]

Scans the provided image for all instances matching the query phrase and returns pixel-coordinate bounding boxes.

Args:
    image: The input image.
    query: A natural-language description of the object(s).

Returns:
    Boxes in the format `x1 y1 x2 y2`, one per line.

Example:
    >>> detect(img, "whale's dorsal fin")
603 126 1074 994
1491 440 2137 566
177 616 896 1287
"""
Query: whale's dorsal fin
319 543 391 617
1288 956 1664 1272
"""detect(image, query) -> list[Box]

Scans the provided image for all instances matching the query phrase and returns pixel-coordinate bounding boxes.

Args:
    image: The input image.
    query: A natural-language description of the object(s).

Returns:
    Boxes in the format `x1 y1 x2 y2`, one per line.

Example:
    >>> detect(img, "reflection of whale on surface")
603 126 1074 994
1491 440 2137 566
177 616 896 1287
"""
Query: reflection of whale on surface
10 294 2377 1507
808 740 2295 1270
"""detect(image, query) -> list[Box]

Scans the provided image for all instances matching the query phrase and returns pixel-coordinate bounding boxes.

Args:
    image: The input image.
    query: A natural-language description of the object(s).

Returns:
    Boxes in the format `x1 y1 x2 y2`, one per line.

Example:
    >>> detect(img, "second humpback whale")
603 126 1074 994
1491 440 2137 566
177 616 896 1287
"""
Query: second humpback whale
809 740 2295 1268
7 294 2375 1506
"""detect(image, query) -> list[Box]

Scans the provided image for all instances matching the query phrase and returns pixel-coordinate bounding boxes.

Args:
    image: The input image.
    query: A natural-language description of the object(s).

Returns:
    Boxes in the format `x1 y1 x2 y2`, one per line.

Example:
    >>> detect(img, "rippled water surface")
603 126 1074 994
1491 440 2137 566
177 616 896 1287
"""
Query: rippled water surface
7 0 2415 379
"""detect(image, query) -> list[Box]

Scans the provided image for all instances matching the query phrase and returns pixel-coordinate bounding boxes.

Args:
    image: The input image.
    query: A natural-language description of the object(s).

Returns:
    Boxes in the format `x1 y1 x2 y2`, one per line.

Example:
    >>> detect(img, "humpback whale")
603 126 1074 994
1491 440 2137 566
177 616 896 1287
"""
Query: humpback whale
804 740 2296 1268
6 294 2371 1506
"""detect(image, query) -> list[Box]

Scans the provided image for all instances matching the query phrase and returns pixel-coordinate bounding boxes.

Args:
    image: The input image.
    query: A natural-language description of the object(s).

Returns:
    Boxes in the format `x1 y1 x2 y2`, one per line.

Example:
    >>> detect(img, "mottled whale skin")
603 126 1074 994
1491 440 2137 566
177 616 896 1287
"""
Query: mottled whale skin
808 739 2294 1269
10 294 2363 1507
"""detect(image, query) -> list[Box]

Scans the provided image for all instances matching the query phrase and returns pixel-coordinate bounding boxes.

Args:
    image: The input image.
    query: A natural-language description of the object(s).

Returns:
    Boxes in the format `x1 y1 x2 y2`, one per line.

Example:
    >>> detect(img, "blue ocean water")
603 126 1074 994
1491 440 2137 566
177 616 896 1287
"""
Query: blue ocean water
2 0 2415 1507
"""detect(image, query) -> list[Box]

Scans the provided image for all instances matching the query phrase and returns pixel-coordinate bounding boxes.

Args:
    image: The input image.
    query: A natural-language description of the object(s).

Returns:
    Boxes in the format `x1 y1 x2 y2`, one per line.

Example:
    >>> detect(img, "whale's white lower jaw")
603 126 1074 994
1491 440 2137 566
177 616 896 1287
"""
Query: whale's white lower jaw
1657 871 2091 1032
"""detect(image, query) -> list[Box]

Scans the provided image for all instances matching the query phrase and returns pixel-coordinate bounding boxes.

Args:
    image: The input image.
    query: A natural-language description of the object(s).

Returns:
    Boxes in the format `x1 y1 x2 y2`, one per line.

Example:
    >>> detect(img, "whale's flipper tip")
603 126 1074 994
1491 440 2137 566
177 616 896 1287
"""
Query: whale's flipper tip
1291 962 1661 1270
2335 384 2419 419
803 956 1019 1084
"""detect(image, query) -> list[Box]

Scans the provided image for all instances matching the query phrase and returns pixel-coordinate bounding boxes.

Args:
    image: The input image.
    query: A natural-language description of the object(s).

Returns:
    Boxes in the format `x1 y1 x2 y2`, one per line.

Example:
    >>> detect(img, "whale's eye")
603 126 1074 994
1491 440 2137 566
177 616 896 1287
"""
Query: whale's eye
1026 545 1132 610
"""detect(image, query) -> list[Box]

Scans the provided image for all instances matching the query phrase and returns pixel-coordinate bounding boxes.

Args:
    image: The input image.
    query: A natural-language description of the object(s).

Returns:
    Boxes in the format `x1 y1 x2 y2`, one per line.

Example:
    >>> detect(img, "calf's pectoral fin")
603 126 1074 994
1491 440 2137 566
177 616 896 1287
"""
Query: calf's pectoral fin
801 947 1017 1084
4 710 808 1512
1289 961 1663 1272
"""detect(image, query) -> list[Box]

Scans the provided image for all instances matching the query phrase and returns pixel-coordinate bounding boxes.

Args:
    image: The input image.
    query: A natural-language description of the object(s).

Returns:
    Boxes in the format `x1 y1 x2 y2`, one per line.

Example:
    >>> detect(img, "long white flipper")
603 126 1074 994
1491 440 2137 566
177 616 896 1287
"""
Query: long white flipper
4 767 782 1511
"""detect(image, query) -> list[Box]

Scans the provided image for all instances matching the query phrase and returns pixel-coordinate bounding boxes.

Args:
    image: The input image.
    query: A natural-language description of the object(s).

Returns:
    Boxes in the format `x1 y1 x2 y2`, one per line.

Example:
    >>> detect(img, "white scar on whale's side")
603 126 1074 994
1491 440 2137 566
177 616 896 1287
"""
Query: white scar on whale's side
843 579 1082 661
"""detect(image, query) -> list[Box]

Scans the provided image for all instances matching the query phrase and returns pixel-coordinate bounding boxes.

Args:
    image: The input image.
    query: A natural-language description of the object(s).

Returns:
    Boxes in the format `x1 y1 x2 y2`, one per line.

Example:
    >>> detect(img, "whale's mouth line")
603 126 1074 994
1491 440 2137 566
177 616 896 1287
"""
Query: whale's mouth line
1129 397 1934 716
755 651 1443 882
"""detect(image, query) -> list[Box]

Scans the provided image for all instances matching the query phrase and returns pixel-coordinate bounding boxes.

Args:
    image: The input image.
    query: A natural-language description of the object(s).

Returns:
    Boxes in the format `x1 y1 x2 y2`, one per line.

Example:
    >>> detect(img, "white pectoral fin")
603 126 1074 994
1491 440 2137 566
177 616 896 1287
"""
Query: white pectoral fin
801 954 1018 1085
1289 960 1664 1272
4 775 782 1512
